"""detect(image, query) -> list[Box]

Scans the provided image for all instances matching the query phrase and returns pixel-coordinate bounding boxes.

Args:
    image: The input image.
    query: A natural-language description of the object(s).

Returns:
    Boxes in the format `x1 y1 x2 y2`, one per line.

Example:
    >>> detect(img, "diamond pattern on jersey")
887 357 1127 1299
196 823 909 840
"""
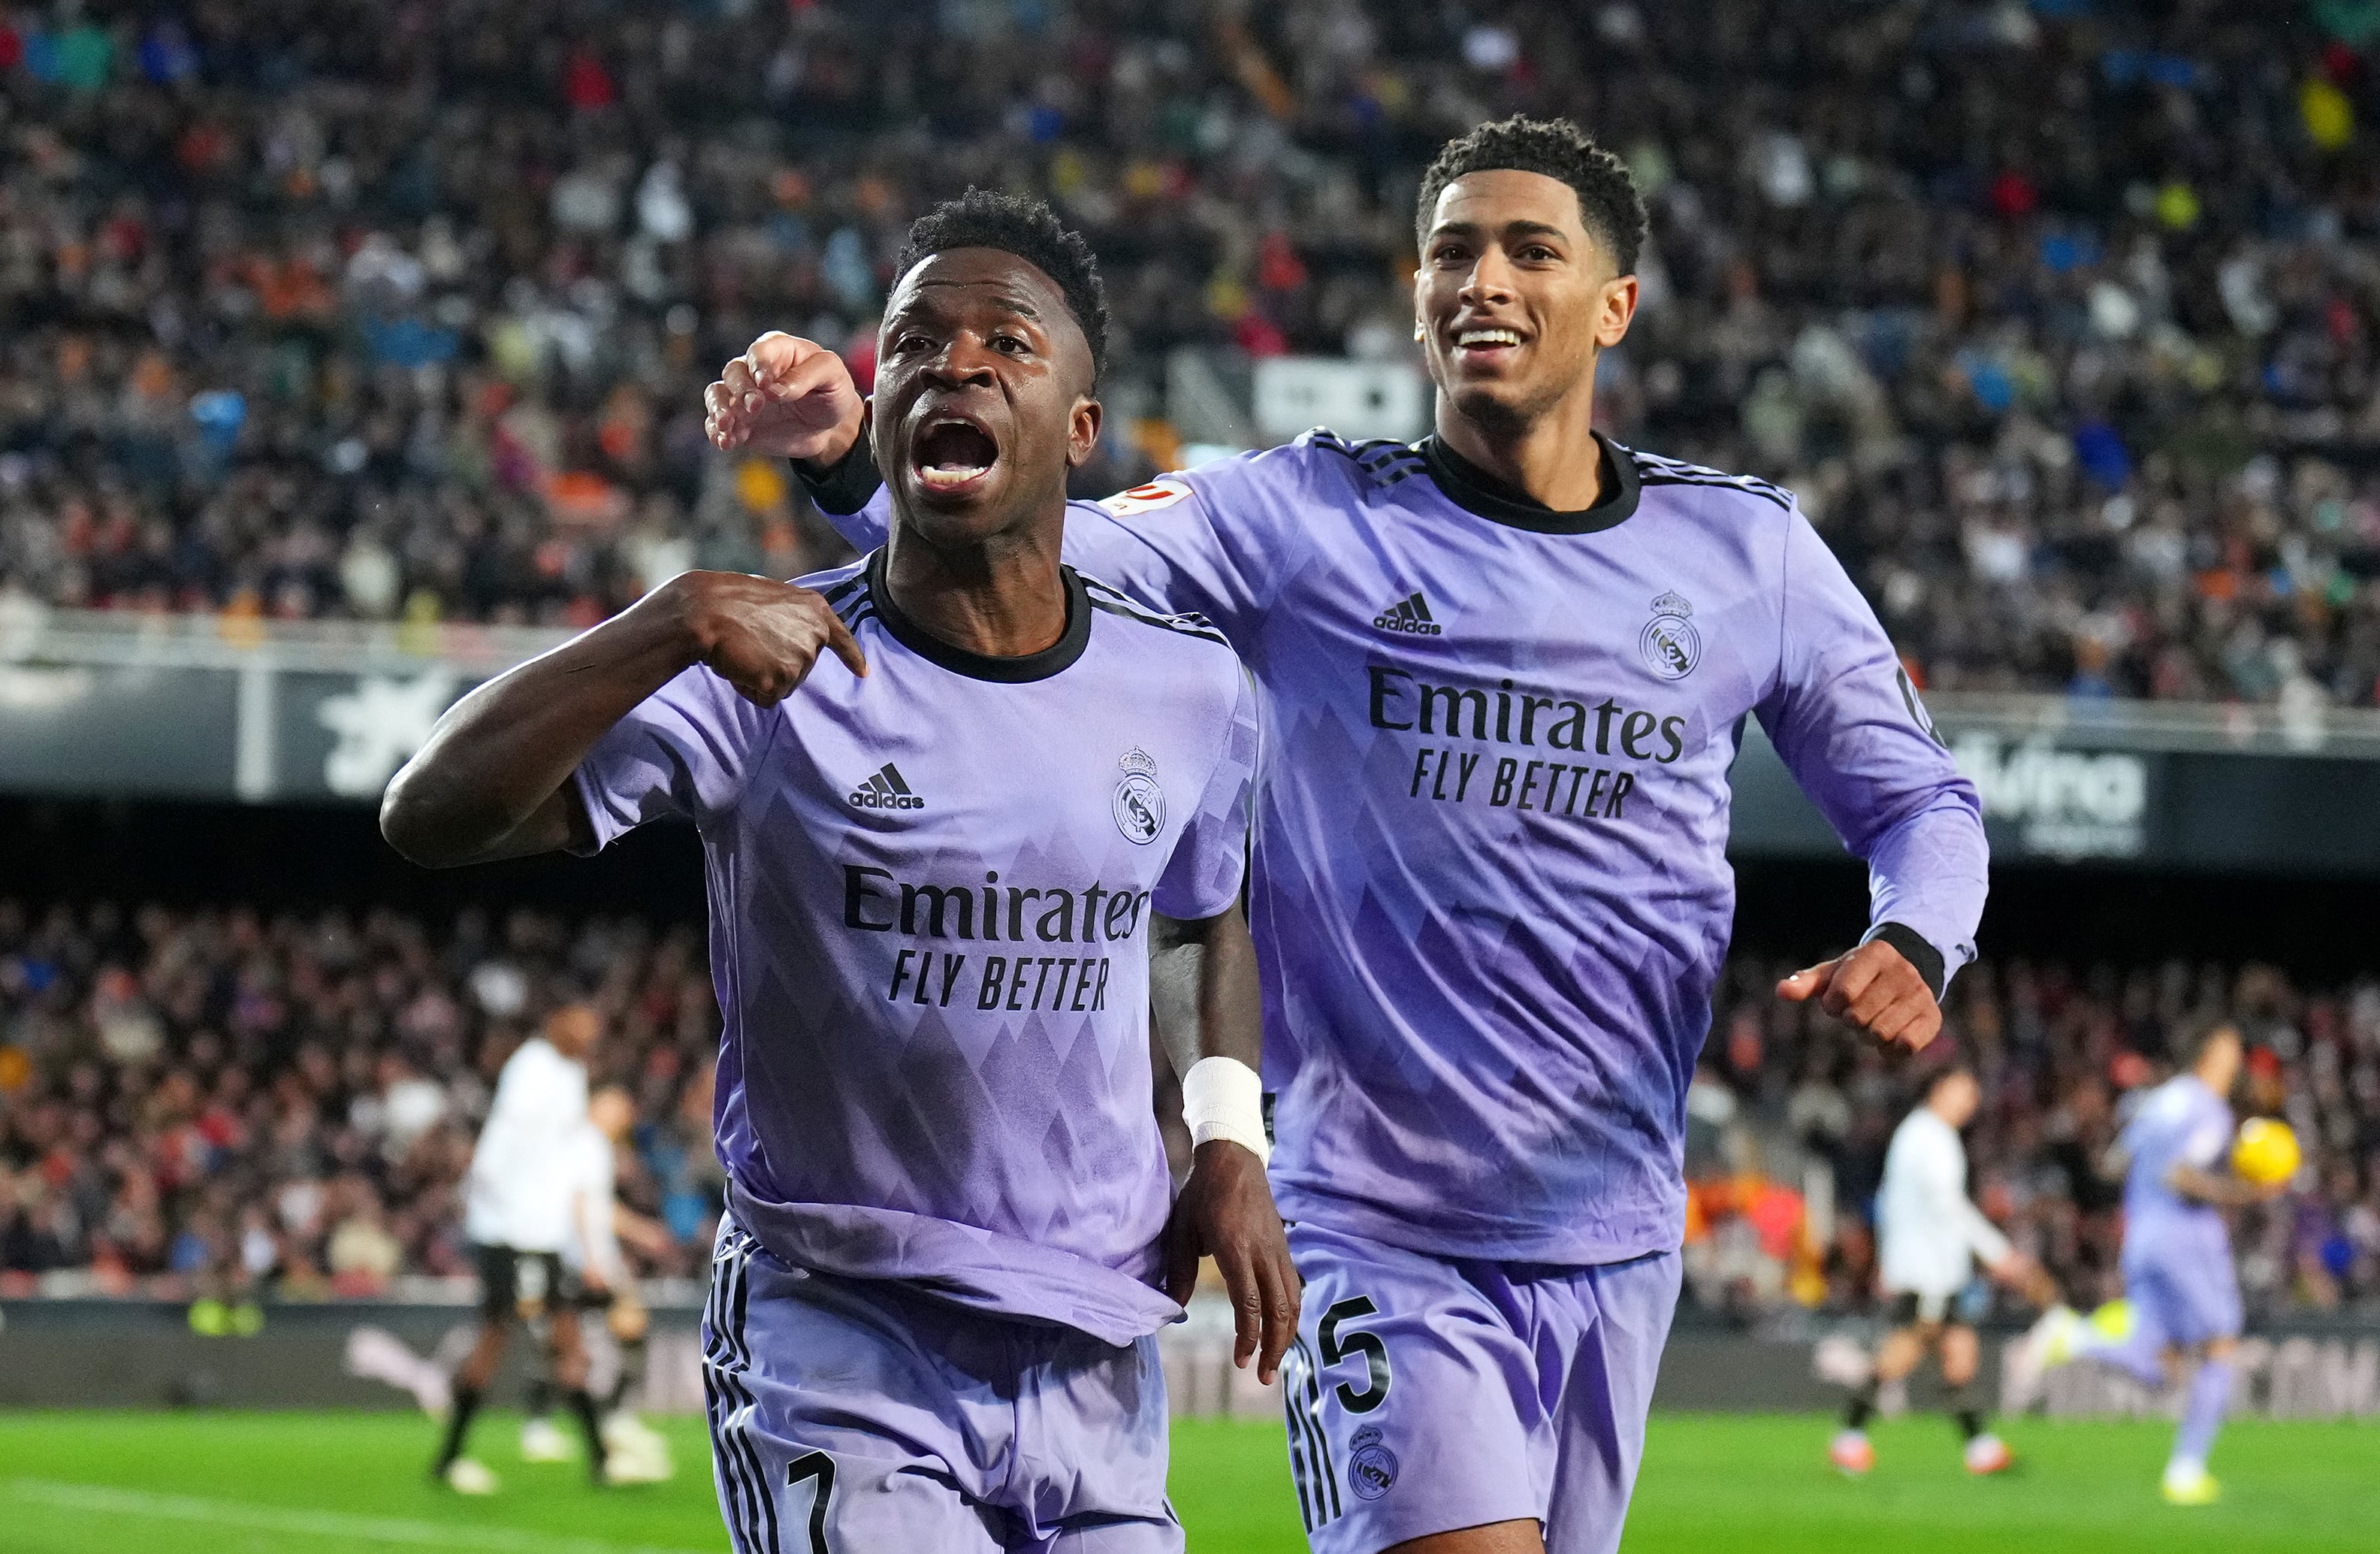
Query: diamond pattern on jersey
1241 568 1699 1259
726 785 1167 1261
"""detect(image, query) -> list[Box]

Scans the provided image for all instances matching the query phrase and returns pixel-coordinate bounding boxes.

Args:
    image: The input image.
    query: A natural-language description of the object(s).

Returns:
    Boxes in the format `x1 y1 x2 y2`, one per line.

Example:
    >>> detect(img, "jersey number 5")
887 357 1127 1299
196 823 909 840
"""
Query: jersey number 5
1319 1296 1391 1413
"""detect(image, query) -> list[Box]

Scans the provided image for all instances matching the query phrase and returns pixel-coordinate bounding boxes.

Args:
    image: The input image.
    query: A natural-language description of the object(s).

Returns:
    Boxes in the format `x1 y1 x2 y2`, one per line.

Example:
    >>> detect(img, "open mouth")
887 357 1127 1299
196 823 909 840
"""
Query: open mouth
911 416 1001 494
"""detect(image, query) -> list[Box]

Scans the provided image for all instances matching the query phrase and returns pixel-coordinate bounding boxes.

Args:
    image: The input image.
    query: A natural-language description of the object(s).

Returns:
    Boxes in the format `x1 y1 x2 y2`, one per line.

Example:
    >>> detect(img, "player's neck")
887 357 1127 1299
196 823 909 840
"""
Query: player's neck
1433 393 1605 510
881 523 1071 659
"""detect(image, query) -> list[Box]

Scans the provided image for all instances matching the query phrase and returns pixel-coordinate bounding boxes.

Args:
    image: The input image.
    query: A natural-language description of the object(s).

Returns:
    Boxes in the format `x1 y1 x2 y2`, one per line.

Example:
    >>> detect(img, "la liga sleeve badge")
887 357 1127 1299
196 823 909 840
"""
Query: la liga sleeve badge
1098 476 1193 518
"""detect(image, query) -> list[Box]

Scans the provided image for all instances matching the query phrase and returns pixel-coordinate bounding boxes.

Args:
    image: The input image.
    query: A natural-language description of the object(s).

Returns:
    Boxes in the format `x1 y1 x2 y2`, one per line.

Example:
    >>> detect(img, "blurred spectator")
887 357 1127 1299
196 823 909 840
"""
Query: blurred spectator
0 897 716 1298
2 891 2374 1318
1682 951 2380 1321
0 5 2377 702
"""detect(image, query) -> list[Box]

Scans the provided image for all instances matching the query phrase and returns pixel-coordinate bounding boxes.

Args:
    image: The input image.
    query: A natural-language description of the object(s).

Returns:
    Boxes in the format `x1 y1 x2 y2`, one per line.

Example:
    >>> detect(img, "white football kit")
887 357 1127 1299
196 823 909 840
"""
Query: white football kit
464 1036 590 1254
1876 1106 2009 1321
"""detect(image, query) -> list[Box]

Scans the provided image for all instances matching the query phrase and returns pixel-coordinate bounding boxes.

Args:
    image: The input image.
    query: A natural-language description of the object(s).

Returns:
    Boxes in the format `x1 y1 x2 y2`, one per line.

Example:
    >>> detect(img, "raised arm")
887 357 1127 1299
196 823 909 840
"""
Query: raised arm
381 571 865 868
1766 506 1989 1051
706 332 1289 637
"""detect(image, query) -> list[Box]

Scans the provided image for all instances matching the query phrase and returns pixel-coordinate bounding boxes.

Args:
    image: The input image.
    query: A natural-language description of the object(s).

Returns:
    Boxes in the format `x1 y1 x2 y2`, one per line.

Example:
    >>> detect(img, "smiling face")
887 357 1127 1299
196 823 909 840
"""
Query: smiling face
1413 169 1638 437
871 247 1100 549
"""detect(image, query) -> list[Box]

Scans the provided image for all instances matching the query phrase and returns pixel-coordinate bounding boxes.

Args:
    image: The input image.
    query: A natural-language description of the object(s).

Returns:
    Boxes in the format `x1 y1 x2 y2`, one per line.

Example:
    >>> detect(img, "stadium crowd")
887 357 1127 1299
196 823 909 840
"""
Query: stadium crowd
1686 951 2380 1323
0 899 724 1301
4 3 2380 703
1 895 2375 1323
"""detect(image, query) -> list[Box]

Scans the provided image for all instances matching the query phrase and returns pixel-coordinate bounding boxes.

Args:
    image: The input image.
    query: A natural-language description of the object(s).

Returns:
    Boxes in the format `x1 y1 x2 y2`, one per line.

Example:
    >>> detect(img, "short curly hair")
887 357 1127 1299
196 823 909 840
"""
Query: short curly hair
891 189 1110 385
1415 116 1648 277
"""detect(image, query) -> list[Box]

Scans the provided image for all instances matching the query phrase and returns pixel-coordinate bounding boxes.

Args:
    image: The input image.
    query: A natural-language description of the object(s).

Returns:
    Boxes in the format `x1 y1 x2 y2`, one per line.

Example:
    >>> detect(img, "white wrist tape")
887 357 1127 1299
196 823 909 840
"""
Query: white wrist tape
1181 1056 1270 1166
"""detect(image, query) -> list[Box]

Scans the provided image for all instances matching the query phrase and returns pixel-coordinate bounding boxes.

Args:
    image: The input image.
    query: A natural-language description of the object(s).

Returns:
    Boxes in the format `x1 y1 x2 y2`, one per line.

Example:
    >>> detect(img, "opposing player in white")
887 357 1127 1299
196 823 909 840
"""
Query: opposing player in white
1832 1064 2052 1477
524 1084 678 1481
433 1004 608 1492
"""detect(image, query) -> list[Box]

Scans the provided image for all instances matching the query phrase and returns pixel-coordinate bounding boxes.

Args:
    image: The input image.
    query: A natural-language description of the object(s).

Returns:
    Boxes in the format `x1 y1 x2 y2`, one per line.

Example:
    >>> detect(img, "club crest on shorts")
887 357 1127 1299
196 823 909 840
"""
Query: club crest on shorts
1112 748 1164 844
1346 1424 1399 1499
1639 591 1701 680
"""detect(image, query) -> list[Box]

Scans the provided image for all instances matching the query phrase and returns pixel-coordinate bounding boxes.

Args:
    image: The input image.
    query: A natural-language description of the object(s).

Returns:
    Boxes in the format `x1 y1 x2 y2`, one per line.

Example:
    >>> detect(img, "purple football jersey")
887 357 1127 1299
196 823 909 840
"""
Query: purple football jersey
2119 1074 2236 1270
812 432 1987 1266
574 552 1258 1344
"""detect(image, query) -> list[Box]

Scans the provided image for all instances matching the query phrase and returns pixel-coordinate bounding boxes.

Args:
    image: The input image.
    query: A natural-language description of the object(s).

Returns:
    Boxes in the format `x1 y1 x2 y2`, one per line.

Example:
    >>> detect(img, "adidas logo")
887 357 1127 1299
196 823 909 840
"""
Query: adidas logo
1372 591 1443 636
847 762 926 812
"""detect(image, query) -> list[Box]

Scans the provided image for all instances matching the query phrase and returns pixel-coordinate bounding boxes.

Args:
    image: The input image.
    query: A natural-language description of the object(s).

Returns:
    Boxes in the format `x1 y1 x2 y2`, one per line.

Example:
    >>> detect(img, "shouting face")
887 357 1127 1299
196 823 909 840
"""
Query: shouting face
871 247 1100 549
1413 169 1638 437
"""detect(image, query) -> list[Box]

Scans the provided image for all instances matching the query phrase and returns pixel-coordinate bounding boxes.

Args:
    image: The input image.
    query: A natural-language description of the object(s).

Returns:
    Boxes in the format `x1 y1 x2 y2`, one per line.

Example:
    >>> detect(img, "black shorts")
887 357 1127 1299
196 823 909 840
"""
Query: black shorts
473 1244 569 1319
1885 1290 1959 1327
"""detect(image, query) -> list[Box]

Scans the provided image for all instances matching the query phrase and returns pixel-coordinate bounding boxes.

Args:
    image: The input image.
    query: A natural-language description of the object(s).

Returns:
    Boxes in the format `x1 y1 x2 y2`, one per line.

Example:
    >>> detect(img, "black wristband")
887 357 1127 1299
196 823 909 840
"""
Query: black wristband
1864 921 1947 1002
791 444 886 517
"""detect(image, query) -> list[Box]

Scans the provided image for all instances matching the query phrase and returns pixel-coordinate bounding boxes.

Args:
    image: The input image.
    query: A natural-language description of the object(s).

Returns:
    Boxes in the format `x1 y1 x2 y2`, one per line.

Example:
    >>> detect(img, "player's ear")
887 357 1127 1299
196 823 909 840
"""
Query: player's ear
1596 274 1639 349
1067 395 1103 469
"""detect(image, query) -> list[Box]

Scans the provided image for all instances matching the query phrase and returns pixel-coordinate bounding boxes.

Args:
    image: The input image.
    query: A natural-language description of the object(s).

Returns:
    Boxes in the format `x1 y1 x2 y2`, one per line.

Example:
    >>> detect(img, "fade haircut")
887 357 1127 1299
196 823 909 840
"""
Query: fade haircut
892 189 1110 385
1415 116 1648 277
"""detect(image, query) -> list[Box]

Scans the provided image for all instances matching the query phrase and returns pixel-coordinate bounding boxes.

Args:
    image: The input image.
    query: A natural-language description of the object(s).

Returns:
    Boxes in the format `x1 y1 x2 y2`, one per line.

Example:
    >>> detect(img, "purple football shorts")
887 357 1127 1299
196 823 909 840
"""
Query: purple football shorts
1278 1220 1681 1554
2123 1246 2243 1349
701 1218 1182 1554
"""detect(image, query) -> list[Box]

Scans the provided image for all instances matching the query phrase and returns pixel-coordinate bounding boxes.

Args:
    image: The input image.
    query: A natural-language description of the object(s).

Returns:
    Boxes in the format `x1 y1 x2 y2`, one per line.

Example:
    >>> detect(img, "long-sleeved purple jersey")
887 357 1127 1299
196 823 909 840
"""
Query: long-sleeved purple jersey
808 431 1987 1266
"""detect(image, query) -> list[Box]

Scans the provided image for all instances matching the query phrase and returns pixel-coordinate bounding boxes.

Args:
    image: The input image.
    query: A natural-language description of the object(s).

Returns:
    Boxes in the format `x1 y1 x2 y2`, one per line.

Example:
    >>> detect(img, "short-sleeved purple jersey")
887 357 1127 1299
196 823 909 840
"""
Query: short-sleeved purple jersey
574 552 1257 1344
2119 1074 2234 1270
811 432 1986 1266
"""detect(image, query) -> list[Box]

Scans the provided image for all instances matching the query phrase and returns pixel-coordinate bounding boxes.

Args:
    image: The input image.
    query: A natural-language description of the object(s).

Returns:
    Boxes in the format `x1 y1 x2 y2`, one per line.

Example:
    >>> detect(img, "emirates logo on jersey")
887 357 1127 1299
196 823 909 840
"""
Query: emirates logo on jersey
1112 748 1165 844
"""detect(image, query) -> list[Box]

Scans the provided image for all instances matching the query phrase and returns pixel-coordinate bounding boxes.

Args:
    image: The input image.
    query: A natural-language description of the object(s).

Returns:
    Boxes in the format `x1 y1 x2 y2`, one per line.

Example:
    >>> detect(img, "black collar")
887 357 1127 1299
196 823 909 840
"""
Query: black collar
864 549 1091 684
1417 430 1640 534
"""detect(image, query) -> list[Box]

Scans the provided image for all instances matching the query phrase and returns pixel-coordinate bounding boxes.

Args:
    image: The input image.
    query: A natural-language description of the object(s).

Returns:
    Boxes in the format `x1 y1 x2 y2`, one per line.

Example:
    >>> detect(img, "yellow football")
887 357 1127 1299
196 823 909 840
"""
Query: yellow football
2231 1117 2301 1187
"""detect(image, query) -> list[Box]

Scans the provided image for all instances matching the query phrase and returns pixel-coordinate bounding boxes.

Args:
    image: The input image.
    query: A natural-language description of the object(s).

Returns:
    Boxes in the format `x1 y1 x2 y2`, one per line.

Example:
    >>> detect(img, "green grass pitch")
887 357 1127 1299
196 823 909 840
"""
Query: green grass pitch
0 1410 2372 1552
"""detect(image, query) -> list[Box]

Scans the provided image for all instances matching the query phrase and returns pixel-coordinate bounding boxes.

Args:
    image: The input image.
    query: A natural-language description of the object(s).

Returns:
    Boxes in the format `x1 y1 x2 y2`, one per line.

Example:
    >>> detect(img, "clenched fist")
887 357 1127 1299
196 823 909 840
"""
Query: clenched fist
1776 938 1941 1051
703 331 867 466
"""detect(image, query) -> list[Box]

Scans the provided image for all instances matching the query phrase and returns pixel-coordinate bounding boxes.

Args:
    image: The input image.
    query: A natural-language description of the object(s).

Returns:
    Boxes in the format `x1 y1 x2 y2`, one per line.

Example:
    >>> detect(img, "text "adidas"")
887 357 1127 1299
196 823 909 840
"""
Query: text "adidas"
1373 591 1442 636
849 763 926 812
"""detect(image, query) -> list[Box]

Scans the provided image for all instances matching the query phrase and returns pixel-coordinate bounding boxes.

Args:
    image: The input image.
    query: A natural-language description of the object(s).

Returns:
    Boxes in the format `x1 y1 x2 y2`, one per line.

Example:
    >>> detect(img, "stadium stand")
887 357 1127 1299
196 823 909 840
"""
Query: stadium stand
0 900 721 1300
3 896 2373 1320
2 3 2379 704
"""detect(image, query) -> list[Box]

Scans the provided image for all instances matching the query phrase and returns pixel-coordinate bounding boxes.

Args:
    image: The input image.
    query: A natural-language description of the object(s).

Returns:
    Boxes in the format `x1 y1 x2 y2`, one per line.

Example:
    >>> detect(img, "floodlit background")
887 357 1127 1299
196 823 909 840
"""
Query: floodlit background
2 1 2378 1549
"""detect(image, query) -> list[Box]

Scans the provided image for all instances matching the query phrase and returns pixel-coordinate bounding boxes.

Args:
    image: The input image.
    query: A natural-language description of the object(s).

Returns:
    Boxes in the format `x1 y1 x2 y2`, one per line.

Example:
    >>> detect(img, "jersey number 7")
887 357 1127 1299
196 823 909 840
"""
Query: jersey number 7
786 1451 834 1553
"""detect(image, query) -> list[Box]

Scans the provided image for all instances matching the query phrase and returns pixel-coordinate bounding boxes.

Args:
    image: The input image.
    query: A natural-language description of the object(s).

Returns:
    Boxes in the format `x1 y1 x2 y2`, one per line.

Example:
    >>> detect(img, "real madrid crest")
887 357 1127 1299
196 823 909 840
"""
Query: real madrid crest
1113 748 1165 844
1346 1424 1400 1499
1639 590 1701 680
